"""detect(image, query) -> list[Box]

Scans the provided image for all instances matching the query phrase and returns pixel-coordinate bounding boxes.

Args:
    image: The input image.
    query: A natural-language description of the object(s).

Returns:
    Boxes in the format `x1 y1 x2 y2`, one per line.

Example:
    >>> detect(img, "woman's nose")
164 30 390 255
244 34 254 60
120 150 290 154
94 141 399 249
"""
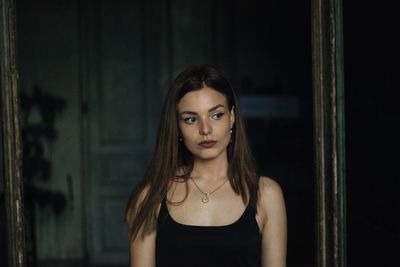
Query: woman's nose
199 120 211 136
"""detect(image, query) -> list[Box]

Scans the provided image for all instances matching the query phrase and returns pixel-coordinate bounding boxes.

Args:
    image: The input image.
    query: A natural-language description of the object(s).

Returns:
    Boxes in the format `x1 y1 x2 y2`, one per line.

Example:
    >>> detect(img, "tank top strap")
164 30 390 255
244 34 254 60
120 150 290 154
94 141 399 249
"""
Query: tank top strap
242 204 260 232
247 204 257 218
158 197 167 216
157 197 169 227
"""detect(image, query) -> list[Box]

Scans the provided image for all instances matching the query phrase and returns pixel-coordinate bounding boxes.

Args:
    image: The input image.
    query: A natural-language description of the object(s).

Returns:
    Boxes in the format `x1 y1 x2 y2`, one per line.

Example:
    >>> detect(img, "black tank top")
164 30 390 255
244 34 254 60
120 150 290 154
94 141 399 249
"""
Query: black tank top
156 198 261 267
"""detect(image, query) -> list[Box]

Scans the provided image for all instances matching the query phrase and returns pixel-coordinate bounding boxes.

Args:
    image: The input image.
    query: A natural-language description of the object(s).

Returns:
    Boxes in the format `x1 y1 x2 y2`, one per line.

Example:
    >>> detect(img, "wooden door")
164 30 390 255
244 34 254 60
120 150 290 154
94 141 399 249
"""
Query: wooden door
81 0 166 264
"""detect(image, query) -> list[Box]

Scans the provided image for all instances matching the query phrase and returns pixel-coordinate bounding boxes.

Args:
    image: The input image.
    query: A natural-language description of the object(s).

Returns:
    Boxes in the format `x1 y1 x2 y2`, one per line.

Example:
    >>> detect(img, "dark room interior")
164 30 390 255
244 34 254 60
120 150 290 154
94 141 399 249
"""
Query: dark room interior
1 0 399 266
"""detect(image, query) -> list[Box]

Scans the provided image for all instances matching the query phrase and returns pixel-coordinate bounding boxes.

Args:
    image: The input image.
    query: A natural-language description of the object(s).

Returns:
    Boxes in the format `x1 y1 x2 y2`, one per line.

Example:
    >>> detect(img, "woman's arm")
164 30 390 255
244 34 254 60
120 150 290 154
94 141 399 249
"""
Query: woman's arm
127 186 159 267
259 177 287 267
130 229 156 267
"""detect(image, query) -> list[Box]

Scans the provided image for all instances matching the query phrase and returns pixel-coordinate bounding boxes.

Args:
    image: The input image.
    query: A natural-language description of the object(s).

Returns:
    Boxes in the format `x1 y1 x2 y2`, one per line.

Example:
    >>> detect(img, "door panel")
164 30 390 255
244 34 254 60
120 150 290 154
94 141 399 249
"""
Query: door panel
83 0 151 264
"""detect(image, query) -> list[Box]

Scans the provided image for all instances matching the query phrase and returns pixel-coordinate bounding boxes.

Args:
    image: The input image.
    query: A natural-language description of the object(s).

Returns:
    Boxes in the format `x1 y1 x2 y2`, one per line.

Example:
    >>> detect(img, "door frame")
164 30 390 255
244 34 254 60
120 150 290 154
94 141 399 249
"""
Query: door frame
312 0 346 266
1 0 26 266
1 0 346 266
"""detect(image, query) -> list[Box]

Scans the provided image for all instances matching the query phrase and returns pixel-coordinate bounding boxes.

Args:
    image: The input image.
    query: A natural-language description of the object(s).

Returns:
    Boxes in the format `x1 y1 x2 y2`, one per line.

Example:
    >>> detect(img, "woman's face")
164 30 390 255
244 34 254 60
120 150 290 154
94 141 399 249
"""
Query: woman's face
177 87 235 161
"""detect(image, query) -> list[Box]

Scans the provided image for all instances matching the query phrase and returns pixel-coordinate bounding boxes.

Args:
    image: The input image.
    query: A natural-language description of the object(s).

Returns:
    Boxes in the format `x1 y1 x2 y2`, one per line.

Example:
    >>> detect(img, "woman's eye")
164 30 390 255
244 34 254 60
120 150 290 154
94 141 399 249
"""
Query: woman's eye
184 117 196 124
211 112 224 120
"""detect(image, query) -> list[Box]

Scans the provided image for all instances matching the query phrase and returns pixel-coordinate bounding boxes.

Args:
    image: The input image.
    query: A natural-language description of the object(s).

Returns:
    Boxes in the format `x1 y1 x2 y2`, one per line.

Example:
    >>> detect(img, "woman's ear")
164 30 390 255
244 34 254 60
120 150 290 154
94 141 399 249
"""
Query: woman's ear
230 106 235 129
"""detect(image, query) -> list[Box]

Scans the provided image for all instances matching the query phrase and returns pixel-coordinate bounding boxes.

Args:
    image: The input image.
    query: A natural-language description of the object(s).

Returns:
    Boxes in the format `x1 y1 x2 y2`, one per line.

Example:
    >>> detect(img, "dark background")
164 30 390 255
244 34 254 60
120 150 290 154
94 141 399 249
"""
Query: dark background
1 0 399 266
344 1 400 266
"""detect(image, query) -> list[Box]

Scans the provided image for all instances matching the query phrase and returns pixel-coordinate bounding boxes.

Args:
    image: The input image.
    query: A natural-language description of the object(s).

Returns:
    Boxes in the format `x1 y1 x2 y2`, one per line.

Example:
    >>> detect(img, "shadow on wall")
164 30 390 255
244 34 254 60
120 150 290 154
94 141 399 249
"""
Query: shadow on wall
20 85 67 266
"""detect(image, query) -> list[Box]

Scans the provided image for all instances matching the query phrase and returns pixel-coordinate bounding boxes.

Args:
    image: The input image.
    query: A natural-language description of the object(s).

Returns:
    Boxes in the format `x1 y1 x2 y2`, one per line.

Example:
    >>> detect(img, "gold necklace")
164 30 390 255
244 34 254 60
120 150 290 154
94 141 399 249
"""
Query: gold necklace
190 177 229 203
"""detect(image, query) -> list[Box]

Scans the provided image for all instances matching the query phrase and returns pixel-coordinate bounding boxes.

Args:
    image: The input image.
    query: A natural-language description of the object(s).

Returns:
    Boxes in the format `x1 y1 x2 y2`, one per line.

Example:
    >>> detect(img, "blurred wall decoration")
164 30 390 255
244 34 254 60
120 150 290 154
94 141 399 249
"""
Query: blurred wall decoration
20 86 67 266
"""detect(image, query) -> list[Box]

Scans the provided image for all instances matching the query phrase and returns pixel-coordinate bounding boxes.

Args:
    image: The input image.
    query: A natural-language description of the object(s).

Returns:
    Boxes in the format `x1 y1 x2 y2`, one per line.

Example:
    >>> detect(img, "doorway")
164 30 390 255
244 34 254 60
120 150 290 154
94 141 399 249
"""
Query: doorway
5 0 315 266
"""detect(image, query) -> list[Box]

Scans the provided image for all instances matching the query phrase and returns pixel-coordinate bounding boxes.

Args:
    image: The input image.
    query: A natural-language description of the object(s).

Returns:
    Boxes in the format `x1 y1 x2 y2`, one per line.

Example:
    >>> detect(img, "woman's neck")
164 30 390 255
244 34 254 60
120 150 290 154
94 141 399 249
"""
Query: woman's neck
191 154 229 182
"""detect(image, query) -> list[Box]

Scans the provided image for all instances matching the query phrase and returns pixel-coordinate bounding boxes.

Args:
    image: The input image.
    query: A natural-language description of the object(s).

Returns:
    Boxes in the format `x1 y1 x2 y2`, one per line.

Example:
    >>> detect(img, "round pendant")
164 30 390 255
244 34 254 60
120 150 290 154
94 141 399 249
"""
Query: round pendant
202 195 209 203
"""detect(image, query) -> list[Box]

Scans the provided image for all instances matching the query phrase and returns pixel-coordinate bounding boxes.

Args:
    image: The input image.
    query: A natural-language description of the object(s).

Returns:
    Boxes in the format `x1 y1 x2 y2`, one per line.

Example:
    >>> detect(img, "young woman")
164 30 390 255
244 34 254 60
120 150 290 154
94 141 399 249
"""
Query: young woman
125 65 287 267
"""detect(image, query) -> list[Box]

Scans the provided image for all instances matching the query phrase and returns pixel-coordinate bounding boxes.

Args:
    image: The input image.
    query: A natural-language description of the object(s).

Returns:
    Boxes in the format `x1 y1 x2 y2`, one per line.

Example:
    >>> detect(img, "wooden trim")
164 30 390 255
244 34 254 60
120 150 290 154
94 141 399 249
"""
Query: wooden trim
0 0 25 266
312 0 346 266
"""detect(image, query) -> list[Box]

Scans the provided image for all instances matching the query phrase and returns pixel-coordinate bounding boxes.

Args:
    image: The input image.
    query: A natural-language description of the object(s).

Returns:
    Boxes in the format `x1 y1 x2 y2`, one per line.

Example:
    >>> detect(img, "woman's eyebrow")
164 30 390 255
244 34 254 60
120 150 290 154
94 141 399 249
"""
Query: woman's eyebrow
179 104 225 116
208 104 225 112
179 111 197 116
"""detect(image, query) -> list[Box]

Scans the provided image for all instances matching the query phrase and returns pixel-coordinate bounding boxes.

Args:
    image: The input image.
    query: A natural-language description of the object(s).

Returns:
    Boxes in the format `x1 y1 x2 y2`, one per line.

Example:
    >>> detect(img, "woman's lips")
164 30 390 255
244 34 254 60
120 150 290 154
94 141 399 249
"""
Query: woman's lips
198 140 217 148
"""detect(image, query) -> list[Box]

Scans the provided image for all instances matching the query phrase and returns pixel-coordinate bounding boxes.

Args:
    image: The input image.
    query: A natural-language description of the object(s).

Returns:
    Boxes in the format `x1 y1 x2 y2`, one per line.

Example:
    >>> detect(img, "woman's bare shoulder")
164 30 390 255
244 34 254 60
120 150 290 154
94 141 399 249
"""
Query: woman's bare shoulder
258 176 285 214
259 176 283 194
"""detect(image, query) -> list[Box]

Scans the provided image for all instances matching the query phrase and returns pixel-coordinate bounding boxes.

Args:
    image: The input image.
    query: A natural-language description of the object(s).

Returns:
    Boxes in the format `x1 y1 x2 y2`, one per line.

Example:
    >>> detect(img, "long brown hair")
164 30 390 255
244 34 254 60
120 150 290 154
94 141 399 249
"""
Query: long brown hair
125 65 259 241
